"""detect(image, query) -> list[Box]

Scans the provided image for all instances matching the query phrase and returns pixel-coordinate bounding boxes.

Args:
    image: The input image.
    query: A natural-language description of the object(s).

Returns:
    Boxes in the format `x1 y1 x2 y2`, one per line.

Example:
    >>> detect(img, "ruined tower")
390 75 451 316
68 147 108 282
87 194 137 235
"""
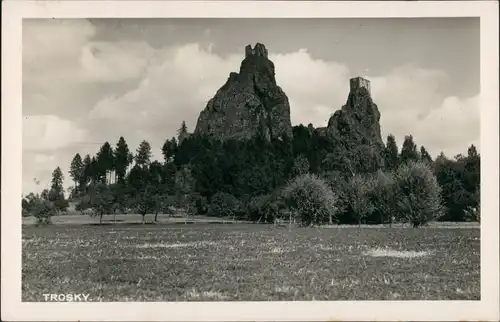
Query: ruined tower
194 43 292 141
349 77 371 95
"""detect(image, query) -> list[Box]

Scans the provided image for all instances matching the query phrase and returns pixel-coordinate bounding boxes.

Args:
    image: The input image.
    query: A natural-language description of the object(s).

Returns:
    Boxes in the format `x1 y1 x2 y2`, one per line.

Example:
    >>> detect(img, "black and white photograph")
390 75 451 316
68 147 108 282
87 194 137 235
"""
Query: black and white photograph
2 1 499 321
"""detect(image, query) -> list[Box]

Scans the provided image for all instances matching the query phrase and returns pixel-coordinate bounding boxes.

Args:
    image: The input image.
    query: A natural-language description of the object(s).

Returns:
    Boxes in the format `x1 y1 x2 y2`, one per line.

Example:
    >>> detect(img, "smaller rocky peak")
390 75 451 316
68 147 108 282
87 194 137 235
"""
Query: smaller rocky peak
245 43 269 58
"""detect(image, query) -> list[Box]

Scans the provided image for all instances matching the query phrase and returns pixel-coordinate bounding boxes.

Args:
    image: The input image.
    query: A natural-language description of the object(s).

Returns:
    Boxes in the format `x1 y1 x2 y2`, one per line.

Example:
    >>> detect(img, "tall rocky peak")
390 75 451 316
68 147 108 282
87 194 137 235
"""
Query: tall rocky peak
325 77 384 151
194 43 292 141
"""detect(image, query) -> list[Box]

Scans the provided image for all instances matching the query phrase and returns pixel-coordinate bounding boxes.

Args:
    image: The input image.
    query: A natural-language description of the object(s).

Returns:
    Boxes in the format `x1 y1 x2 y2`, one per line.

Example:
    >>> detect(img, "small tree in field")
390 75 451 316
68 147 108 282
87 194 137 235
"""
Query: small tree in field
134 185 156 224
87 184 116 224
282 173 338 227
32 198 55 226
369 170 396 226
346 174 375 227
393 161 443 227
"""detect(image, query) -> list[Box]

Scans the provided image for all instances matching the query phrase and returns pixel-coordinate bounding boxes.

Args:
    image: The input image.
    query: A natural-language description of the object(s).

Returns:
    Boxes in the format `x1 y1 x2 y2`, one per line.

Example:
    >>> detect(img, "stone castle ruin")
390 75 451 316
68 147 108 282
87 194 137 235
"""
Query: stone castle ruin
350 77 371 95
194 43 381 150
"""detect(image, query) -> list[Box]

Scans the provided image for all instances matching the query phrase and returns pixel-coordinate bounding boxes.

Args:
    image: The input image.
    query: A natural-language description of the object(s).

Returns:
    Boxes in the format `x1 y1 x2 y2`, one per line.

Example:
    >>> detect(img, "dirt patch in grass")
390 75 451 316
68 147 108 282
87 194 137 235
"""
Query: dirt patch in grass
135 241 217 249
363 248 432 258
22 224 480 301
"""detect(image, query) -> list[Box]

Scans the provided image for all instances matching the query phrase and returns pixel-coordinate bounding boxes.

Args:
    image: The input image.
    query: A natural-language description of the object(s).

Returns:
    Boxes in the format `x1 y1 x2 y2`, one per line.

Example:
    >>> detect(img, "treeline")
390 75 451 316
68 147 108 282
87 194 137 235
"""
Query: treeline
22 121 480 226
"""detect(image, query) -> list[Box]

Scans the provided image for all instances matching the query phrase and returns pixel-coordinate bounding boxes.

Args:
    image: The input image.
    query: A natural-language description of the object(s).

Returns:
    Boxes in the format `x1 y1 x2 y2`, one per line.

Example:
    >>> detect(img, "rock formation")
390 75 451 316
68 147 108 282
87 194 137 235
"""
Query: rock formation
194 43 293 141
323 77 384 152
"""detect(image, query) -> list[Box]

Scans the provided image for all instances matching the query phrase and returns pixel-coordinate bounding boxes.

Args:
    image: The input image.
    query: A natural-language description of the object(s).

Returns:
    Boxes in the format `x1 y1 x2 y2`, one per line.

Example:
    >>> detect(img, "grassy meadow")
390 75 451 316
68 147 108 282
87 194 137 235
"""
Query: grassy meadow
22 215 480 301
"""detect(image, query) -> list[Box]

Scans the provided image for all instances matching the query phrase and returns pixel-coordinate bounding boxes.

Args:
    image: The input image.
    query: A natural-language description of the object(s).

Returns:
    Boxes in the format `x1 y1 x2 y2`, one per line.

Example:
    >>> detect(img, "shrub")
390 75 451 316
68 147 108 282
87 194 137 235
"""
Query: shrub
208 192 243 220
393 161 443 227
282 173 338 226
31 199 55 226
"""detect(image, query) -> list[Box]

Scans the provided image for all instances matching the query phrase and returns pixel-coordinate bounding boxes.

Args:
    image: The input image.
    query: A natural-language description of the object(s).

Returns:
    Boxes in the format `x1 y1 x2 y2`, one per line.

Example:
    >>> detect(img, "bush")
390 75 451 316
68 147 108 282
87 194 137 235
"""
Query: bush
393 161 443 227
208 192 243 220
282 173 338 226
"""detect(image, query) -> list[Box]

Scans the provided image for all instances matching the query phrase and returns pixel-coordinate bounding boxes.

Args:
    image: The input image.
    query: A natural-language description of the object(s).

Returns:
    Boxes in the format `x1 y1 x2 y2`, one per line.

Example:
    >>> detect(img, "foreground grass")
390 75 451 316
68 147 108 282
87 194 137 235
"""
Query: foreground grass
22 223 480 301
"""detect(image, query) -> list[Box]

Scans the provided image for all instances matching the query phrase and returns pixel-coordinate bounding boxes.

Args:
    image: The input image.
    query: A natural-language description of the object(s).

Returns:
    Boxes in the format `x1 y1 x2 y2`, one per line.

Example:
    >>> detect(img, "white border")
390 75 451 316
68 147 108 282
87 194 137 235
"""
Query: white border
2 1 499 321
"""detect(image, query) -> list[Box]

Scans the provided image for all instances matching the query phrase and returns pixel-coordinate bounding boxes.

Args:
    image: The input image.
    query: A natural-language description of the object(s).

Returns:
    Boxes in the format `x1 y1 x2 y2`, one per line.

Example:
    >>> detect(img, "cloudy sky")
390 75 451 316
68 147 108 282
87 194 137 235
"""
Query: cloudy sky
22 18 480 195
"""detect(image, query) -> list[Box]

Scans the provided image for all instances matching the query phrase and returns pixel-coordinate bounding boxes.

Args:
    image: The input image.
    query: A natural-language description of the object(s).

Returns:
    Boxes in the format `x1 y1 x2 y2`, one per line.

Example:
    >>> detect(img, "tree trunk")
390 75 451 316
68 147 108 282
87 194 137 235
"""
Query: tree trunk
358 218 361 228
329 213 333 225
100 214 103 225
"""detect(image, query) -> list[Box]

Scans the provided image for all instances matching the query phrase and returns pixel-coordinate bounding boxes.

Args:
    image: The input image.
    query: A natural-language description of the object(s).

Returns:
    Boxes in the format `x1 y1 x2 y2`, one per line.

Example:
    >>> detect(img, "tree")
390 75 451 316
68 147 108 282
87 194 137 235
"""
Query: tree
81 154 92 189
464 144 480 205
207 192 243 222
161 137 178 163
22 193 39 217
282 173 338 226
133 185 156 224
174 165 195 208
135 140 152 168
185 193 208 221
384 134 399 171
400 135 419 164
393 161 443 227
97 142 115 184
291 155 310 177
369 170 396 226
177 121 189 144
69 153 84 191
87 183 116 224
114 137 132 184
31 198 55 226
89 157 99 184
420 146 433 165
51 166 64 192
247 194 273 223
50 167 68 213
323 144 382 177
434 151 478 222
346 174 375 227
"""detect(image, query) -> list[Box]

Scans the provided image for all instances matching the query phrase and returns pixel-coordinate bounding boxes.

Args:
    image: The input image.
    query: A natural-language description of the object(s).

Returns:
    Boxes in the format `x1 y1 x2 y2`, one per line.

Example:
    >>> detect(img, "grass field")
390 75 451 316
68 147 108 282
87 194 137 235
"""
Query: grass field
22 216 480 301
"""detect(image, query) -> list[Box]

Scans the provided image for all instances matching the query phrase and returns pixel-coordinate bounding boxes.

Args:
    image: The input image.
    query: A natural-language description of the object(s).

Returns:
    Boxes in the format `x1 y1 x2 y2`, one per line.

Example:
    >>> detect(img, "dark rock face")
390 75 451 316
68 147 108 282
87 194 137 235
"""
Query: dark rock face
326 78 384 152
194 43 293 141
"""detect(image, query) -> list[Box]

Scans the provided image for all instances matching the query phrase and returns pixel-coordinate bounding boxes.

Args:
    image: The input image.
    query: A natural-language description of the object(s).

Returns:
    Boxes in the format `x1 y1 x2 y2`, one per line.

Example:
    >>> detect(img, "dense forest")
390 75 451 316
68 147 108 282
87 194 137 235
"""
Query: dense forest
22 120 480 227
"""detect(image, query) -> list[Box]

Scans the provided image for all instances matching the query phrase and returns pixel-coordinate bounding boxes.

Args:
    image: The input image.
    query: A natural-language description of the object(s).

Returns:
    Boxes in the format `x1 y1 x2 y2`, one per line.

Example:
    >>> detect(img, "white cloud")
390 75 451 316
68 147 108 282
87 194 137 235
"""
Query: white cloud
415 95 479 157
23 115 87 152
87 43 242 157
24 20 152 84
369 65 479 157
272 49 351 126
34 154 56 164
